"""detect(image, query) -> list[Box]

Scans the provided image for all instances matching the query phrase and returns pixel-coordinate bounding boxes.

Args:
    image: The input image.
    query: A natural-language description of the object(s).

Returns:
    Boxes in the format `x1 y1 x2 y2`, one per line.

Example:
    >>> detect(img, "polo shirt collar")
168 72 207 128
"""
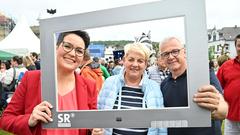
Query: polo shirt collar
169 70 187 80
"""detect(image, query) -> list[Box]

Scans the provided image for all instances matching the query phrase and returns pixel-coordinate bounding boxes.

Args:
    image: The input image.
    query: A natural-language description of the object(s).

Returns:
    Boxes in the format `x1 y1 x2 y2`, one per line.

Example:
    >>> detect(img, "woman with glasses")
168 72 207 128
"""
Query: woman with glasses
1 30 103 135
98 43 167 135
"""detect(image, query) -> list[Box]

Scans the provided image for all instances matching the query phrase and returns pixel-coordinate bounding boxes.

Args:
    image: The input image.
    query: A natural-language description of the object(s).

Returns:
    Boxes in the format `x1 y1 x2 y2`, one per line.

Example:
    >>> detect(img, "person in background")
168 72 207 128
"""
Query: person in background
217 54 230 67
217 34 240 135
159 37 228 135
0 61 10 72
30 52 41 70
94 57 110 80
104 58 109 67
1 57 28 108
23 55 36 71
80 52 104 94
0 61 11 108
98 42 167 135
0 61 11 82
111 59 122 75
148 53 170 85
2 56 27 86
107 61 114 75
1 30 103 135
209 60 223 94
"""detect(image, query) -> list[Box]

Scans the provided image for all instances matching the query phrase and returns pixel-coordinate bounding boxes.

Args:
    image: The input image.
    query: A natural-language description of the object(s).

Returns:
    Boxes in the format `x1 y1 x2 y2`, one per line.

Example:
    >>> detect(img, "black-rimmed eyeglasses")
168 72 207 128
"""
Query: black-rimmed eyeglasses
61 41 85 57
160 48 184 59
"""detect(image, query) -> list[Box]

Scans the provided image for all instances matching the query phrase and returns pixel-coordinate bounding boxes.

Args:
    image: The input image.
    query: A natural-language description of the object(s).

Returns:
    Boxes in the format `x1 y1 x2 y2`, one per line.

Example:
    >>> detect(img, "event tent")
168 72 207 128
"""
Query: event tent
0 50 17 60
0 17 40 56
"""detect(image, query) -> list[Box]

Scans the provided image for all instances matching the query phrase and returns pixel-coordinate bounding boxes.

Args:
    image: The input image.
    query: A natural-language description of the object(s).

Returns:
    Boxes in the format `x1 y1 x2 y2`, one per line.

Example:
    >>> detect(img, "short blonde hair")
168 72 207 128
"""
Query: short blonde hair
23 55 35 67
124 42 151 61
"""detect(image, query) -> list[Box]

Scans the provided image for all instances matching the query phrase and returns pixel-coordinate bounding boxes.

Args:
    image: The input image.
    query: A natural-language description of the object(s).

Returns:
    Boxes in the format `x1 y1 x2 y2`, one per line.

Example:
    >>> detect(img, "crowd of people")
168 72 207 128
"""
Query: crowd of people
0 30 239 135
0 53 40 108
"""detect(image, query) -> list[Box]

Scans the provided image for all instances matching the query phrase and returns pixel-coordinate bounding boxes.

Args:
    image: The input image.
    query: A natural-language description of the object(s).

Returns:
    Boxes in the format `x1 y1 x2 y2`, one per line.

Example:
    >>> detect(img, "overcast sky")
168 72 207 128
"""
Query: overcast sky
0 0 239 41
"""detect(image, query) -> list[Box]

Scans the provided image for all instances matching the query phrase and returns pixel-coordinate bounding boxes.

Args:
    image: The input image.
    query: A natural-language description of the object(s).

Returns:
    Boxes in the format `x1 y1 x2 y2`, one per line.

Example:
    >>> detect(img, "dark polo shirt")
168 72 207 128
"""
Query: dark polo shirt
161 70 222 135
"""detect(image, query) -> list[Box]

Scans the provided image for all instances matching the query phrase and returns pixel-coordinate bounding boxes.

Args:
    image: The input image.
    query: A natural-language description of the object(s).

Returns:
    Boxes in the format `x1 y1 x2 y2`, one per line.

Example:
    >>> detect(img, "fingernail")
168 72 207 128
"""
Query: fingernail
50 118 53 122
198 88 203 92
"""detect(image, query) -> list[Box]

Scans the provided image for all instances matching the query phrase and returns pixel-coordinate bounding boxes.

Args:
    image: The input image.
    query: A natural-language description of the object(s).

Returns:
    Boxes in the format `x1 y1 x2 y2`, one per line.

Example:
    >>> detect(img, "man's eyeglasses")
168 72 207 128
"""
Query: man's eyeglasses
61 41 85 57
160 48 184 59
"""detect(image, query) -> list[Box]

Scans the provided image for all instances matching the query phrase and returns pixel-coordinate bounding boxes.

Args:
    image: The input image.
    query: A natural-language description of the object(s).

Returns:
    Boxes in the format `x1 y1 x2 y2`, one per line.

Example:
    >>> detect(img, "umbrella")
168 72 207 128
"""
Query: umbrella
0 50 17 60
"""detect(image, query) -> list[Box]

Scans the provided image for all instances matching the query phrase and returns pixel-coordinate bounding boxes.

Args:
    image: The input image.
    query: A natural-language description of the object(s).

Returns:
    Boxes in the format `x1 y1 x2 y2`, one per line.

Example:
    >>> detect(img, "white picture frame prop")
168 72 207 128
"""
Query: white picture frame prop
40 0 210 128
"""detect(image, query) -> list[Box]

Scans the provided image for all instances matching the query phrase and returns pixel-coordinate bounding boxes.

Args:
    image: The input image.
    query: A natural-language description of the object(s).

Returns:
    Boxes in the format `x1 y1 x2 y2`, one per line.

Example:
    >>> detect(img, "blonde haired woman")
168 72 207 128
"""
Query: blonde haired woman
98 43 167 135
23 55 36 70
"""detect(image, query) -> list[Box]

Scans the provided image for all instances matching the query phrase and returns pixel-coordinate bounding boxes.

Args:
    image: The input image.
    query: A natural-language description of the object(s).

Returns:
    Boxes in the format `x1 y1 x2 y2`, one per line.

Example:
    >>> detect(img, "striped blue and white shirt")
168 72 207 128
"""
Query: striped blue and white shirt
112 86 148 135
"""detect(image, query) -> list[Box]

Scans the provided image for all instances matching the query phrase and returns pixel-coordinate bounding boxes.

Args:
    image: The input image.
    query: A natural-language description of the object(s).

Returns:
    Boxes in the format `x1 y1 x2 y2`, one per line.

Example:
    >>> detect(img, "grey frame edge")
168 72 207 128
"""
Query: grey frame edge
40 0 210 128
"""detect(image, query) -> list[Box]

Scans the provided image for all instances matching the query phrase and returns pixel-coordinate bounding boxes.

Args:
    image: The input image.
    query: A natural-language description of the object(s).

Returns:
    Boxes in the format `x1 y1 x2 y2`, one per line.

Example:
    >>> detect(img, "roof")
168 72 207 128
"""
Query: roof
218 26 240 40
0 50 17 60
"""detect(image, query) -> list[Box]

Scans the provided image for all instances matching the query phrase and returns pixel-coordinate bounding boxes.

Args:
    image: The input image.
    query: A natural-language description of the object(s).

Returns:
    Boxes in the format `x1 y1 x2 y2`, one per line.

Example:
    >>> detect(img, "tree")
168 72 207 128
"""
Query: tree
208 46 215 61
218 43 229 55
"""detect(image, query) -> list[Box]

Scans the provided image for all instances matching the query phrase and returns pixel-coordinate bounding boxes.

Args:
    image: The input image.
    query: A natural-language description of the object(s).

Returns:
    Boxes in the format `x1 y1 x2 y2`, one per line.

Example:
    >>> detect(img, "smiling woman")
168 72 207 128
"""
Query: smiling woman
98 42 167 135
0 30 103 135
56 32 86 74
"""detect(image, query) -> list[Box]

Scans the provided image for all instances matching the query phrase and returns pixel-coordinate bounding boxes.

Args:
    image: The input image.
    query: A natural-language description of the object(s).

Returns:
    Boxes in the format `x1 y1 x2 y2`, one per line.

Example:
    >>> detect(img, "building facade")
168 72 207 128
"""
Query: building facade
0 12 15 41
208 26 240 59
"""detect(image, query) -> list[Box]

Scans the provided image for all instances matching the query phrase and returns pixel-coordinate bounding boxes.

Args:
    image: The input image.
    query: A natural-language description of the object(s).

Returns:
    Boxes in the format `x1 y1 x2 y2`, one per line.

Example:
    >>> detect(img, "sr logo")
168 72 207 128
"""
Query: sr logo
57 113 73 127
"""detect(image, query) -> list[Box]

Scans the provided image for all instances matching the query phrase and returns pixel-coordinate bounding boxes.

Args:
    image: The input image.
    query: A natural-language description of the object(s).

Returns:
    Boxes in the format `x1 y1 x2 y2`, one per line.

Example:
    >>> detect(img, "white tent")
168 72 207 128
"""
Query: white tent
0 17 40 56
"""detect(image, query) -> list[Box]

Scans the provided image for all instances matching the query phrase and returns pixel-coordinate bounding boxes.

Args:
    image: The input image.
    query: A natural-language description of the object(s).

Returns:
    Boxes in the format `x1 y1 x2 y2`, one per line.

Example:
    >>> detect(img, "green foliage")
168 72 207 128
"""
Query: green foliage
0 130 13 135
208 46 215 60
152 42 159 53
221 120 225 135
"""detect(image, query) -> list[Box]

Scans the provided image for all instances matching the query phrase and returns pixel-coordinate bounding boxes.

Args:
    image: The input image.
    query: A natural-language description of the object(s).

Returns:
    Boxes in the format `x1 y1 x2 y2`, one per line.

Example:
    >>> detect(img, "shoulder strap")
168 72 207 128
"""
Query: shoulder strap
13 67 16 79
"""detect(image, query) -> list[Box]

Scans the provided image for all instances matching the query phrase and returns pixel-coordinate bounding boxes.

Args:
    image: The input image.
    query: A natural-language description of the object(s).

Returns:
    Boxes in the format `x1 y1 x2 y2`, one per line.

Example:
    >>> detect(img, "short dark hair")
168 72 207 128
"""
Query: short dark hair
114 59 120 65
2 61 11 69
93 57 99 62
12 56 22 65
31 52 38 59
57 30 90 49
235 34 240 46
